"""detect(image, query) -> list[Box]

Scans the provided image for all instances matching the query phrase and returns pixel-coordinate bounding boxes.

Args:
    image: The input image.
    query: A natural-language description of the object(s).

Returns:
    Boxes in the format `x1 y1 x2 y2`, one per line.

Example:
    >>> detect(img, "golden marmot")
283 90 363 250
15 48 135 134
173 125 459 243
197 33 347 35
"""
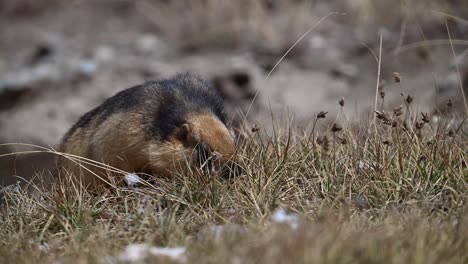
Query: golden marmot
59 73 238 189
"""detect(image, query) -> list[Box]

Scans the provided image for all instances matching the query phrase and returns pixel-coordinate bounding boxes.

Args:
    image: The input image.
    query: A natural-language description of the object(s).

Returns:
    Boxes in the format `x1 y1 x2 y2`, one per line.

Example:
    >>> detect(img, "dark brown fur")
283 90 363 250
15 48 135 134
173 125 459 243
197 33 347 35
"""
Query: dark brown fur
59 73 237 189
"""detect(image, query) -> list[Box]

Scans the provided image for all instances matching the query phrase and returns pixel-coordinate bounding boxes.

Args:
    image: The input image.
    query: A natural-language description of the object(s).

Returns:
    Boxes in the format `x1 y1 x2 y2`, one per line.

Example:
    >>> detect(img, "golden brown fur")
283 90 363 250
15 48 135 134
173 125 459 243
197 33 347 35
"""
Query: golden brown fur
58 74 238 190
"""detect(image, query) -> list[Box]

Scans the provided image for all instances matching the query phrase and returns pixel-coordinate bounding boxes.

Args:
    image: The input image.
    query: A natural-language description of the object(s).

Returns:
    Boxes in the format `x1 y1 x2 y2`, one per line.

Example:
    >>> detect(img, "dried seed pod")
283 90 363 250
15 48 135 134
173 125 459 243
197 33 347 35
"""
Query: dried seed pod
339 98 344 107
380 90 386 99
447 130 455 137
416 122 424 130
447 100 453 108
375 110 386 120
251 123 260 133
341 137 348 145
382 139 392 145
394 105 403 116
375 110 392 123
405 95 413 104
317 111 328 119
393 72 401 83
316 136 324 145
331 123 342 132
421 112 430 123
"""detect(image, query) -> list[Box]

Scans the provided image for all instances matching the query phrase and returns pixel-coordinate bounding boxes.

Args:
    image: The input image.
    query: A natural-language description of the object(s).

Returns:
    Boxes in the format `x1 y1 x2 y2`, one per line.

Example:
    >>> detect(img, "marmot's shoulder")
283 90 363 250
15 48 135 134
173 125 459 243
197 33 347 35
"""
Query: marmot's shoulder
61 82 147 144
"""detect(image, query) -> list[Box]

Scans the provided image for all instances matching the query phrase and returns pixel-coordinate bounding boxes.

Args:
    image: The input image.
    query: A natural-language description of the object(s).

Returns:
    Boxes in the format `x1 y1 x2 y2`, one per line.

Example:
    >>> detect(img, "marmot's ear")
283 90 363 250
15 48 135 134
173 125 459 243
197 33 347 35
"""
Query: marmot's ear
175 123 191 141
181 123 191 135
176 122 200 145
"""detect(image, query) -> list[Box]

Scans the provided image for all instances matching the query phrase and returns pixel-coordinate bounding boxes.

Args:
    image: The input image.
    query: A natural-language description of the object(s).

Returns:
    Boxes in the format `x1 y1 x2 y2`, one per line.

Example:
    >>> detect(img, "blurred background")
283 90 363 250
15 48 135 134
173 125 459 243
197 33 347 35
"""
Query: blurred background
1 0 467 186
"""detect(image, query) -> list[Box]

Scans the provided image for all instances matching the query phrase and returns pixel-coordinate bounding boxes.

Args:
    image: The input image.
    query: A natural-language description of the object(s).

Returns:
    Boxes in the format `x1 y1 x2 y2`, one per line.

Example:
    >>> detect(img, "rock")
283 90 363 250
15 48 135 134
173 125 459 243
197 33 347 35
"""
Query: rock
135 34 165 56
94 45 115 62
330 63 360 82
76 58 98 77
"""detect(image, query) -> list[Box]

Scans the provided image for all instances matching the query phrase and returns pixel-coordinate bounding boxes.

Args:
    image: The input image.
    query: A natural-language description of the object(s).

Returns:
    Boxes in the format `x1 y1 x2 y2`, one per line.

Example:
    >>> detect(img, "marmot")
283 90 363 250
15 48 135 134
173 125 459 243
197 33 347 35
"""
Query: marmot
59 73 238 189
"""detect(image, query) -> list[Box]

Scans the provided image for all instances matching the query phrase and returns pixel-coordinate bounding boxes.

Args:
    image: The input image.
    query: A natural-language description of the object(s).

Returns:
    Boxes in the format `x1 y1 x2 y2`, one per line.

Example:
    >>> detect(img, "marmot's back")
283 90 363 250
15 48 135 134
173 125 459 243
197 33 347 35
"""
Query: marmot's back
59 73 237 189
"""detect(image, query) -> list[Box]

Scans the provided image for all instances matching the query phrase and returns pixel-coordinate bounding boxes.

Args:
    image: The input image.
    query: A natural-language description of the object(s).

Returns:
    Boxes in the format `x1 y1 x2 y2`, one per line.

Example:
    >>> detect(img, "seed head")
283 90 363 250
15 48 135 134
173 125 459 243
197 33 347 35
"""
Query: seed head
375 110 392 123
380 90 385 99
317 111 328 119
405 95 413 104
251 123 260 133
421 112 430 123
331 123 342 132
339 98 344 107
393 105 403 116
375 110 385 120
341 137 348 145
447 130 455 137
447 100 453 108
382 139 392 145
393 72 401 83
415 122 424 130
317 136 324 145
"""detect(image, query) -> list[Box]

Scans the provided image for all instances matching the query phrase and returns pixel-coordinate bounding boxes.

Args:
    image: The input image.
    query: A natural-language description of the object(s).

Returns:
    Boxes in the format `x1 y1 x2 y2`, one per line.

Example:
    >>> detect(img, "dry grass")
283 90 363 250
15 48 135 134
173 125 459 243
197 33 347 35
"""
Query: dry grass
0 92 467 263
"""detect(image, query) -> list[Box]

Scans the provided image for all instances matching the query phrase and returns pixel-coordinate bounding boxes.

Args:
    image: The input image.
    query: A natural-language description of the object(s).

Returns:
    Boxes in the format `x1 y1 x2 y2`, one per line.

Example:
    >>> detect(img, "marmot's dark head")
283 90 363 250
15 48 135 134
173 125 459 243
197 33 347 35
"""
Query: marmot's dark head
147 111 239 178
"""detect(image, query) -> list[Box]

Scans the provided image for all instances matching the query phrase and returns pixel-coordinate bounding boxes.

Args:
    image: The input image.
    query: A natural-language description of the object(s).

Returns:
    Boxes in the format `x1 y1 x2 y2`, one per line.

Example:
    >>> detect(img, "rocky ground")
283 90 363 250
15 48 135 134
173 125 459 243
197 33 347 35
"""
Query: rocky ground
0 0 467 186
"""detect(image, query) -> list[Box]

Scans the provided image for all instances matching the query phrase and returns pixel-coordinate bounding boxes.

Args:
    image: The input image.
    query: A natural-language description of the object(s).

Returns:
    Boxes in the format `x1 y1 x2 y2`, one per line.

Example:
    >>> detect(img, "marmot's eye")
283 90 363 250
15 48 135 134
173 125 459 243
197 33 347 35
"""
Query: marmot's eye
195 141 212 167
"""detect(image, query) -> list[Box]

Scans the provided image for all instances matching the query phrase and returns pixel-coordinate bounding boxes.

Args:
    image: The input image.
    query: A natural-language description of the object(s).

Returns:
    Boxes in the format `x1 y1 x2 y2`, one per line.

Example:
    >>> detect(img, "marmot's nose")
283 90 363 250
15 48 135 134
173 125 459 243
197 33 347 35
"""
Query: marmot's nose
195 141 212 167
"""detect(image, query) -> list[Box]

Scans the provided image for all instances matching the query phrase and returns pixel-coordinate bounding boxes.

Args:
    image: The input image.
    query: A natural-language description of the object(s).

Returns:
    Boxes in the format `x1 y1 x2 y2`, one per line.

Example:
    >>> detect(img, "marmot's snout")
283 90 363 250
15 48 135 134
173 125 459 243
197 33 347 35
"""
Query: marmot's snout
193 140 241 178
179 112 240 177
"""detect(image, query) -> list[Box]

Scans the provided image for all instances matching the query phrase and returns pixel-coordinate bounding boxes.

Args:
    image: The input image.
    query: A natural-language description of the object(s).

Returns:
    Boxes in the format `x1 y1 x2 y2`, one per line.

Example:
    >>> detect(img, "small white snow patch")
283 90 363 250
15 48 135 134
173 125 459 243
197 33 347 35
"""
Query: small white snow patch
118 244 186 263
124 173 142 187
271 208 299 230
